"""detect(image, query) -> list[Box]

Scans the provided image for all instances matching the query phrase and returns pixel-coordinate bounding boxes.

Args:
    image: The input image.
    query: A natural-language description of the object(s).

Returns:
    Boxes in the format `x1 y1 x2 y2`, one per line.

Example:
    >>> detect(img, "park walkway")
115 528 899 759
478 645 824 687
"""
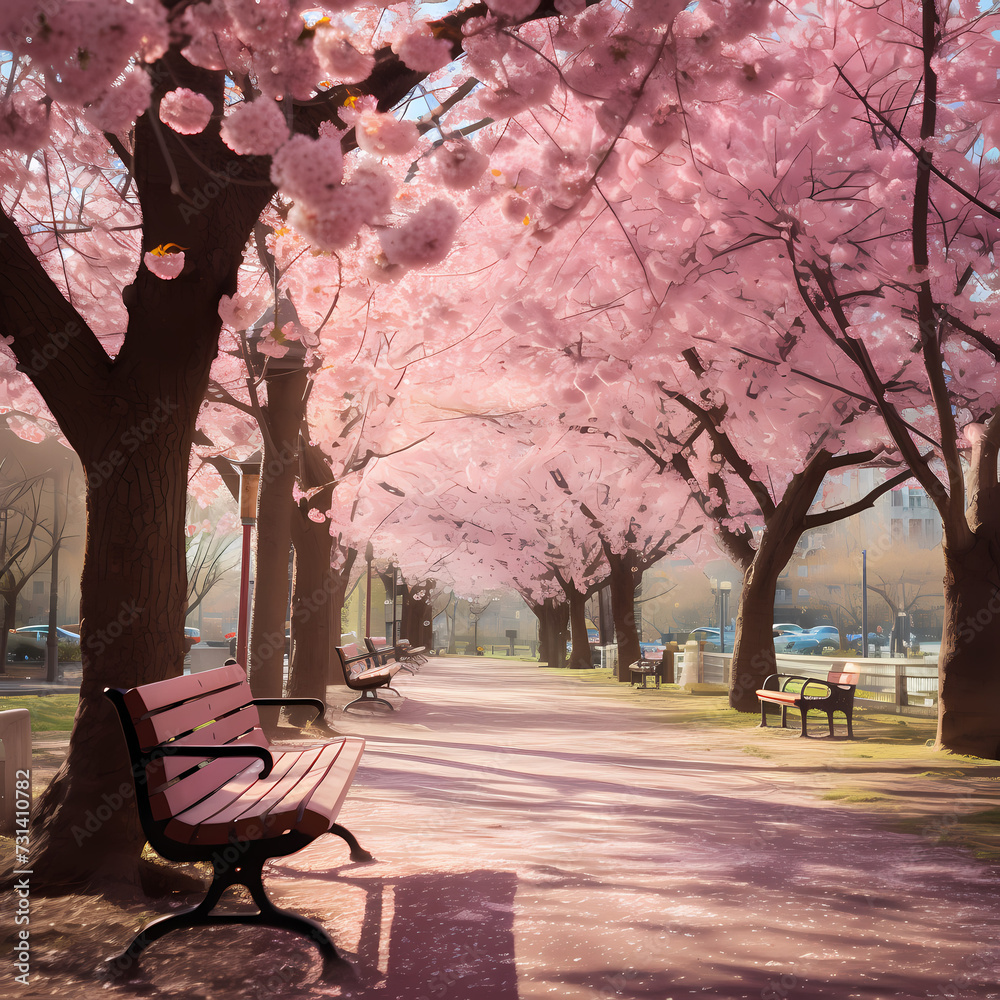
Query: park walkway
13 656 1000 998
277 657 999 999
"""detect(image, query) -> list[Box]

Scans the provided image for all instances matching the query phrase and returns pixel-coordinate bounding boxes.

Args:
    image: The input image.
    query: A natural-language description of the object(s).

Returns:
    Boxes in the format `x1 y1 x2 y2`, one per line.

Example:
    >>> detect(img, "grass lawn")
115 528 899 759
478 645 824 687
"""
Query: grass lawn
0 693 79 730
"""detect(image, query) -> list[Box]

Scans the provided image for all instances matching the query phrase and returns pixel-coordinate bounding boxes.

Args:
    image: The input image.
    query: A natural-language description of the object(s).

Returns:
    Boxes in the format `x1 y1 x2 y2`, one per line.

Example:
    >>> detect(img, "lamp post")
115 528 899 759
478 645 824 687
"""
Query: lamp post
711 578 732 654
468 596 499 656
235 452 261 667
719 581 731 654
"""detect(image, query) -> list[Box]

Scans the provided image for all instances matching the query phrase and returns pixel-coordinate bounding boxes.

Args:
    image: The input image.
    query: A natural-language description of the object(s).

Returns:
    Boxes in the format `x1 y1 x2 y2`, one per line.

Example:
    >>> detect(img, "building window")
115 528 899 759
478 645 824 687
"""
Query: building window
891 491 903 507
797 588 810 601
33 580 45 595
797 565 808 577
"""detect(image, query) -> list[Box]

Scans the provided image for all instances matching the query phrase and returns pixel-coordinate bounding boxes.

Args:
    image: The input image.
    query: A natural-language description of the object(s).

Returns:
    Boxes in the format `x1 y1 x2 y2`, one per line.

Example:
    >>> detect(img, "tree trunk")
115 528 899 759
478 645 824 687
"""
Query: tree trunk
607 551 642 682
28 403 196 892
937 529 1000 758
565 586 593 669
401 578 434 650
533 597 568 667
247 366 308 728
728 553 785 712
286 528 355 725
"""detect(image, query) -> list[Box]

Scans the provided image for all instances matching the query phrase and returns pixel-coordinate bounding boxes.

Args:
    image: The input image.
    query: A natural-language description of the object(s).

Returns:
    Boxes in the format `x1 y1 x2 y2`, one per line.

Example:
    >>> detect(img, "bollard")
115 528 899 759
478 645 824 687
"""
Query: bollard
0 709 31 835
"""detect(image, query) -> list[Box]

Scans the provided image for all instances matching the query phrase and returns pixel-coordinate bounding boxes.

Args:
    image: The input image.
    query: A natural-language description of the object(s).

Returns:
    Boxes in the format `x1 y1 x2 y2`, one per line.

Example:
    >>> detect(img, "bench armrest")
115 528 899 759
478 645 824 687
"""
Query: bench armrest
759 674 783 691
253 697 325 724
155 743 274 779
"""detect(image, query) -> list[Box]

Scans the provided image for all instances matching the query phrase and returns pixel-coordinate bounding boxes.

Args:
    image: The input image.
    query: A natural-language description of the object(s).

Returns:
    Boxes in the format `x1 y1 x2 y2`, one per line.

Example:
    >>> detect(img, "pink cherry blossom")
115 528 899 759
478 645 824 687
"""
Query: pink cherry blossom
378 199 460 267
159 87 214 135
220 99 289 155
144 250 185 280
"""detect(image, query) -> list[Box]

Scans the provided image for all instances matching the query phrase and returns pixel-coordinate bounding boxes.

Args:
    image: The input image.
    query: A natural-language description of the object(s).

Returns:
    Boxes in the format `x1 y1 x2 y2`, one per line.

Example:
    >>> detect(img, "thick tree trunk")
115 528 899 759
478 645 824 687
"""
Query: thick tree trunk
534 598 568 667
247 366 308 728
28 400 197 892
728 554 785 712
937 529 1000 758
607 551 642 682
565 586 593 669
401 578 434 651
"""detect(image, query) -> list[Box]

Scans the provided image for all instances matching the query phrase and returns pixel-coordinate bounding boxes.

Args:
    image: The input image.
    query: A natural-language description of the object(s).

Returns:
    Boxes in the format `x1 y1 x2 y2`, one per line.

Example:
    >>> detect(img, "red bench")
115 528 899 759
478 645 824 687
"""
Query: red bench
104 661 369 977
334 642 402 711
756 665 859 738
365 635 427 673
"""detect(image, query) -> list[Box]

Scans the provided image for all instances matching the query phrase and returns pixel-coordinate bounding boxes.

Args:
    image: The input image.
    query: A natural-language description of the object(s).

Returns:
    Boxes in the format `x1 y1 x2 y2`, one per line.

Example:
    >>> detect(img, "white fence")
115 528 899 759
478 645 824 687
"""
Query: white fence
683 651 939 717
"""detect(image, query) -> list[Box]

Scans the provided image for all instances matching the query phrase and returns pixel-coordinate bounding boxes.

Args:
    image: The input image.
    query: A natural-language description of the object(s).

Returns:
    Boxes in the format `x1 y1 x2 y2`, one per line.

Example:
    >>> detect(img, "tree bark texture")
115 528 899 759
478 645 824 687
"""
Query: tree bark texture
400 578 434 651
247 366 309 729
606 550 642 682
937 527 1000 759
564 585 593 669
533 598 568 668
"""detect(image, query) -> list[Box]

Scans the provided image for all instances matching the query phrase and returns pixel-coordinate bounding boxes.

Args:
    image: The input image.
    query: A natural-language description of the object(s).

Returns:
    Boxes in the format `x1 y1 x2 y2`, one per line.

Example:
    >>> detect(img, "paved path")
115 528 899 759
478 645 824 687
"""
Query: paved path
265 657 999 999
16 656 1000 999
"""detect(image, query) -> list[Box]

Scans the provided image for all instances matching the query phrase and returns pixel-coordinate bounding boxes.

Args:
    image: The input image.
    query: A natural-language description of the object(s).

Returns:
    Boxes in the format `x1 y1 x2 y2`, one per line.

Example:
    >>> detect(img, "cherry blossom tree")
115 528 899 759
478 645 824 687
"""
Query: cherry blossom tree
629 0 1000 751
3 0 686 890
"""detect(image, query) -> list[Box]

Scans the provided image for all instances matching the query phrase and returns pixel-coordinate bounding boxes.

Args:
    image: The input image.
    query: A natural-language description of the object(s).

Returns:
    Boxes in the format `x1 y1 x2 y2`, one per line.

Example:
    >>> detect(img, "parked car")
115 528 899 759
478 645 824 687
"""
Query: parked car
687 625 736 652
12 624 80 642
183 626 200 655
772 623 805 637
777 625 841 655
6 631 45 661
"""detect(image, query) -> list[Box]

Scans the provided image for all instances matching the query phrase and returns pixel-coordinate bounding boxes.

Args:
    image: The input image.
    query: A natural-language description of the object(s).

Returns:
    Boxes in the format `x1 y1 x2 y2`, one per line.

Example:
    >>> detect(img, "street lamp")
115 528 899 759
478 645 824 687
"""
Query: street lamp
469 596 499 656
711 578 732 654
234 451 261 666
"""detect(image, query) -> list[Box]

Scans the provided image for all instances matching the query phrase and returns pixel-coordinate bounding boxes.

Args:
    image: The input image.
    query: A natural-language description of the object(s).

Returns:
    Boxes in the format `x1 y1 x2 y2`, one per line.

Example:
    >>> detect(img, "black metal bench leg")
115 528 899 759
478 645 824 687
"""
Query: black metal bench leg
330 822 374 862
343 691 394 712
241 862 349 973
104 876 229 977
799 707 809 737
759 703 769 727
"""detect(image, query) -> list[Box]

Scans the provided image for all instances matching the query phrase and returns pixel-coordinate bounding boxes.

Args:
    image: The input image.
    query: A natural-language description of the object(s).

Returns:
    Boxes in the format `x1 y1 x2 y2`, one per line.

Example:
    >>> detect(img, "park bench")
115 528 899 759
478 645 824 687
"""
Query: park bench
334 642 402 711
103 660 370 977
628 648 675 689
756 665 859 738
365 635 427 673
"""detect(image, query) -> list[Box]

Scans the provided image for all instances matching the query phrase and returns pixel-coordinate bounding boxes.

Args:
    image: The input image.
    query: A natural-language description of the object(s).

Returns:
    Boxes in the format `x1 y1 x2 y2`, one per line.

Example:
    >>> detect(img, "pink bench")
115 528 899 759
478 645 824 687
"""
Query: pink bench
756 666 859 738
365 635 427 673
334 642 402 711
104 661 369 977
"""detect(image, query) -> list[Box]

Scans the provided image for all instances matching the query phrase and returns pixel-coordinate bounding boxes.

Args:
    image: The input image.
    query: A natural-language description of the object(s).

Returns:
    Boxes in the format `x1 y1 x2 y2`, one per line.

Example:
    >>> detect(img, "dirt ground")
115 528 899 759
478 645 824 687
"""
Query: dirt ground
3 656 1000 1000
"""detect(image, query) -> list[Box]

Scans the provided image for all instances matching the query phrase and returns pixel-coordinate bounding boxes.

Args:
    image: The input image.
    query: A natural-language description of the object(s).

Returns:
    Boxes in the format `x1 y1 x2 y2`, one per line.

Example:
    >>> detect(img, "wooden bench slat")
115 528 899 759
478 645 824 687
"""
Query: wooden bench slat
123 663 248 715
164 748 305 843
166 739 364 844
133 683 258 748
291 738 366 838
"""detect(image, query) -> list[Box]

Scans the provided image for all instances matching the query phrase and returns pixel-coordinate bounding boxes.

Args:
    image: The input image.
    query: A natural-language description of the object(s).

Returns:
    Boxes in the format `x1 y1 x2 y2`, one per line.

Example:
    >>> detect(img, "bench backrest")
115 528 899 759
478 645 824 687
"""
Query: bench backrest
827 668 859 687
108 662 267 825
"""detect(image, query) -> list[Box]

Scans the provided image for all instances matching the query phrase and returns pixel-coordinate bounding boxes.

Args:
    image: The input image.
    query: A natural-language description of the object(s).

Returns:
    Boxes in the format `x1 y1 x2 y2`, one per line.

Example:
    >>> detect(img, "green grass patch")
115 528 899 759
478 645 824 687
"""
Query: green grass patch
821 787 892 804
895 807 1000 862
0 693 79 731
741 745 772 759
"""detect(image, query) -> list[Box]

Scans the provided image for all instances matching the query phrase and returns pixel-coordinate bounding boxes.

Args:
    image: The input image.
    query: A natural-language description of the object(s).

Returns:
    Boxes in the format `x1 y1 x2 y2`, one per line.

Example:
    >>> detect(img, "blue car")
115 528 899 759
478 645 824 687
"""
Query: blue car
778 626 840 655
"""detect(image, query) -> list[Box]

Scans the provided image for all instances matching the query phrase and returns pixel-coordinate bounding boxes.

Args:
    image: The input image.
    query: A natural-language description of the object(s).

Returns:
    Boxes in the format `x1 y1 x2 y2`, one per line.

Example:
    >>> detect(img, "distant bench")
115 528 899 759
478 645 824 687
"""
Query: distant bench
333 642 402 711
365 636 427 673
104 660 369 977
756 665 859 738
